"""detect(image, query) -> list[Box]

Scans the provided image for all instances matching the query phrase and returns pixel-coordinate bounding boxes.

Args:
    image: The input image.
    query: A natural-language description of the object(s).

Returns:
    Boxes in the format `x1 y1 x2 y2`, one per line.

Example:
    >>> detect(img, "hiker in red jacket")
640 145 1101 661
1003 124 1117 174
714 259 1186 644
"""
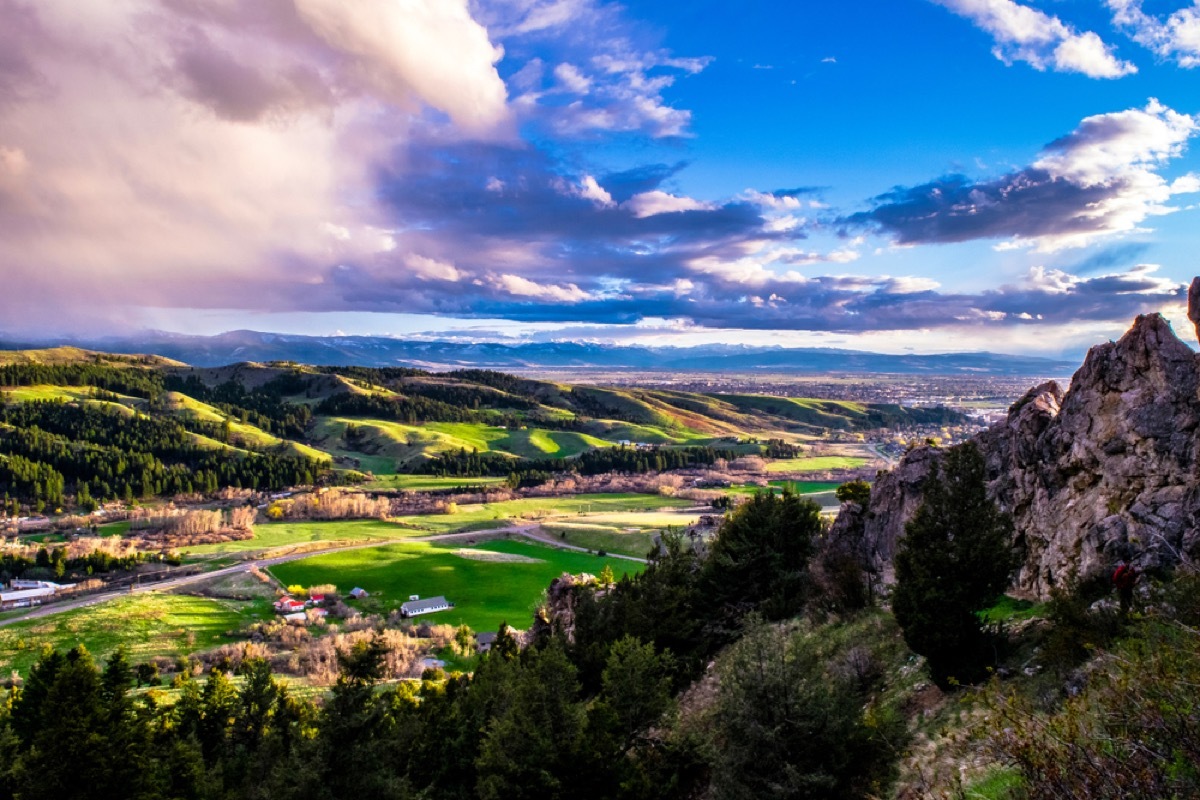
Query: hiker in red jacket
1112 561 1137 614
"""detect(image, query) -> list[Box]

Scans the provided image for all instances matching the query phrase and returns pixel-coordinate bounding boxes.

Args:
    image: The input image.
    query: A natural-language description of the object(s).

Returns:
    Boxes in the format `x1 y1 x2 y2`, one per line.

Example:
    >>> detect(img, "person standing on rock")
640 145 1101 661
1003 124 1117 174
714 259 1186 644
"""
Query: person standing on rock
1112 560 1138 614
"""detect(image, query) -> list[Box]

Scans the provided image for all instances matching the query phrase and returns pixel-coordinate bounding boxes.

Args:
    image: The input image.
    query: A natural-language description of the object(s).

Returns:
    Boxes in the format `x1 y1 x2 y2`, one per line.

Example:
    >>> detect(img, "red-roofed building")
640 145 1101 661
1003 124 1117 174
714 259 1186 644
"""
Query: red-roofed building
274 597 306 614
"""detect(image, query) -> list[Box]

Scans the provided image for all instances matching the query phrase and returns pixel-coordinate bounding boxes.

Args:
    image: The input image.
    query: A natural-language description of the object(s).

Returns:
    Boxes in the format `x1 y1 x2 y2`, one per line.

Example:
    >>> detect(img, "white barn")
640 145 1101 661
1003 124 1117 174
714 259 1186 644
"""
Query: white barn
400 595 453 618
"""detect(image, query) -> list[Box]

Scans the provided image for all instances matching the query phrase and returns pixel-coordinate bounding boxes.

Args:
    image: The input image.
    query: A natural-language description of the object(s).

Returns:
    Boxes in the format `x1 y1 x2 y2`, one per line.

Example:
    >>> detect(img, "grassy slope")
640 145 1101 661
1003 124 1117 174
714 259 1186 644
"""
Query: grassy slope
312 417 620 471
717 394 871 429
0 347 184 368
162 391 330 461
0 594 262 676
269 539 642 633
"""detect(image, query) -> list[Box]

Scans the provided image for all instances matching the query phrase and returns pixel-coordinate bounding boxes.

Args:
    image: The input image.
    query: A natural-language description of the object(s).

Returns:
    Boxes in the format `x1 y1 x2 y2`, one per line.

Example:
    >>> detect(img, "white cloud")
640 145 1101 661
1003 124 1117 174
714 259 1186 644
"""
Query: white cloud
0 0 513 329
491 274 591 302
931 0 1137 78
478 0 710 138
553 63 592 93
1109 0 1200 68
623 190 715 217
578 175 615 207
405 254 463 282
294 0 509 135
1035 99 1197 185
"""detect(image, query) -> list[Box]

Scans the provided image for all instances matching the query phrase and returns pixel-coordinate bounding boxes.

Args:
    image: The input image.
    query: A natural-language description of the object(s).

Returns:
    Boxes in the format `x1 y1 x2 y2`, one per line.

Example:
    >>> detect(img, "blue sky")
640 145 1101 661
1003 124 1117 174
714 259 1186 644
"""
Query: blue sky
2 0 1199 355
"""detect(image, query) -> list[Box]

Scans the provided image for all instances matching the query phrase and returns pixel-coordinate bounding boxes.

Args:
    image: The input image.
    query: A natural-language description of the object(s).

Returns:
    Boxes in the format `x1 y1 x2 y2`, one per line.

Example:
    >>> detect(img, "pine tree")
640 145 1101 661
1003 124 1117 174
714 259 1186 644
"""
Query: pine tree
891 442 1016 686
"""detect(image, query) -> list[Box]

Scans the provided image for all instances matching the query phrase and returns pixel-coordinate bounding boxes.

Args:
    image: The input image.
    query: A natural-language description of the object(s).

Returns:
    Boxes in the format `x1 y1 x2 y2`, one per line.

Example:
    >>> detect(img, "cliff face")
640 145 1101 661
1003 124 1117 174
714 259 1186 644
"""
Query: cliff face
843 312 1200 599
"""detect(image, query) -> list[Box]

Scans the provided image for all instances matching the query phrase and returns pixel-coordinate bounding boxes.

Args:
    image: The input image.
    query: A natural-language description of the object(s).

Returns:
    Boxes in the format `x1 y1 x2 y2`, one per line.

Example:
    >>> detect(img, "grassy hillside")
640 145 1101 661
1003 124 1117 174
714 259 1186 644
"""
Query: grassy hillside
0 349 961 509
0 347 184 368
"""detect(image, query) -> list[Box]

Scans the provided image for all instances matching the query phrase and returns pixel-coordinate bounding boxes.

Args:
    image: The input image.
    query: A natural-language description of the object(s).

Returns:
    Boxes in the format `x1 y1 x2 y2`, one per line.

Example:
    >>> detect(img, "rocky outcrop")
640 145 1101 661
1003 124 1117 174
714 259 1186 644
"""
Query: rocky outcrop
846 312 1200 599
1189 277 1200 343
530 572 604 643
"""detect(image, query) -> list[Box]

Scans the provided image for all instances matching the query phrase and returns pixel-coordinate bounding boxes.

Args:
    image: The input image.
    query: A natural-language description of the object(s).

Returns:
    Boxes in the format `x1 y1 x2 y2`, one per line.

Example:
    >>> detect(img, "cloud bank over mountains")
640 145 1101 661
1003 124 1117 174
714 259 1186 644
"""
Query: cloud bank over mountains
0 0 1195 349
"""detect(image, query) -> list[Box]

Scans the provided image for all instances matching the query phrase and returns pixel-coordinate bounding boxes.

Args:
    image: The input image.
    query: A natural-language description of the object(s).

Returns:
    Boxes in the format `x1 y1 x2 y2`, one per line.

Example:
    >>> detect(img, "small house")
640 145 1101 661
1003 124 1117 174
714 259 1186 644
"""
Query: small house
476 632 497 653
307 594 326 605
349 587 369 599
400 595 453 618
274 597 306 614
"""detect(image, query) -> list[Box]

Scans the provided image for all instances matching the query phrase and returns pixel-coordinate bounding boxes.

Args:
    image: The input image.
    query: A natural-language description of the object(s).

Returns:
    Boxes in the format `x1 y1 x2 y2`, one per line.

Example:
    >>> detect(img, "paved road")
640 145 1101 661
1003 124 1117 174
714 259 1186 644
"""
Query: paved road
0 522 637 626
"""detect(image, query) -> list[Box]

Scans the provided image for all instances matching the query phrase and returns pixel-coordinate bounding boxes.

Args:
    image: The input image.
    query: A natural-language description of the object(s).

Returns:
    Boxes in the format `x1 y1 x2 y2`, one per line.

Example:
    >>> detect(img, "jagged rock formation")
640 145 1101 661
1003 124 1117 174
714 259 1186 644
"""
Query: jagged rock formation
839 312 1200 599
1190 277 1200 343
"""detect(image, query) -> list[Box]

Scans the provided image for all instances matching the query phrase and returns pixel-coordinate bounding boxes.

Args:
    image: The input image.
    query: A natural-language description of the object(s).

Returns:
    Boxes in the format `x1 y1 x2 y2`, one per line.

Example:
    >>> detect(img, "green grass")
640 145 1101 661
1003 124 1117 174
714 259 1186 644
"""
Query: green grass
269 539 642 633
313 417 619 470
963 767 1024 799
764 456 869 473
540 525 658 558
390 493 695 534
181 519 427 556
769 480 842 494
980 595 1046 624
97 520 132 537
163 392 330 461
5 385 96 403
0 594 264 676
359 475 507 492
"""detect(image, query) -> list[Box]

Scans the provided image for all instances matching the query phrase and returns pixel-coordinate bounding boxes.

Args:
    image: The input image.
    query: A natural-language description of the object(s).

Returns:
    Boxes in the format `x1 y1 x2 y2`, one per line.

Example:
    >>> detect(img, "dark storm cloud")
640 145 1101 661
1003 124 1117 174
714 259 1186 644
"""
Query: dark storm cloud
845 169 1120 246
844 101 1198 251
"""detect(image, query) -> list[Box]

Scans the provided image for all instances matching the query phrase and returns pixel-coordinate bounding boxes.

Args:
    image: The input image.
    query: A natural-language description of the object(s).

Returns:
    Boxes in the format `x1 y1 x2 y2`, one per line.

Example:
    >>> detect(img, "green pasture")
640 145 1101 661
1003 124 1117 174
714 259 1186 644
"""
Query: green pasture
181 519 425 556
764 456 870 473
269 539 642 633
0 594 264 676
390 493 695 534
360 475 508 492
539 524 658 558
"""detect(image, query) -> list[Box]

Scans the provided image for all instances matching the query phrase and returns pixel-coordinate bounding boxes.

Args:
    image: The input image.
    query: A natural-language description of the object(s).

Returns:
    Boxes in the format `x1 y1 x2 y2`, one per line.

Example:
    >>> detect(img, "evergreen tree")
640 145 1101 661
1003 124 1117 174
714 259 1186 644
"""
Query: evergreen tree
891 442 1016 686
701 489 821 627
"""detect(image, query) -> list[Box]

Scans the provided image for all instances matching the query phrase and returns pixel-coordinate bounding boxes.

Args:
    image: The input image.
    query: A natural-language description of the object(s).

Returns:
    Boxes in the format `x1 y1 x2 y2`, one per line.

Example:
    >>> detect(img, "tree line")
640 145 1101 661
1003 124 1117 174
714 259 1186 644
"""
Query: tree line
0 401 324 512
417 444 742 483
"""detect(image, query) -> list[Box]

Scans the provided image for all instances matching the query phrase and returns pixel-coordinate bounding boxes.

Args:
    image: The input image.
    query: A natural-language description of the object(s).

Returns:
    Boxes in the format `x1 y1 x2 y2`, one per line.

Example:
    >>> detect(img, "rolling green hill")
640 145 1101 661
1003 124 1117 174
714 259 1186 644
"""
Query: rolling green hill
0 348 965 511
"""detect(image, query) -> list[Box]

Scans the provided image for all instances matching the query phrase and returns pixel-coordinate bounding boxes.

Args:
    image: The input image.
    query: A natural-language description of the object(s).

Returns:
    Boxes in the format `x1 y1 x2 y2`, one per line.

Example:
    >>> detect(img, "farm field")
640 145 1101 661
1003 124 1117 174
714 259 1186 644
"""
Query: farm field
540 508 704 557
0 594 264 677
390 492 696 534
539 524 658 558
270 539 642 633
181 519 427 556
726 480 842 496
764 455 870 473
359 475 508 491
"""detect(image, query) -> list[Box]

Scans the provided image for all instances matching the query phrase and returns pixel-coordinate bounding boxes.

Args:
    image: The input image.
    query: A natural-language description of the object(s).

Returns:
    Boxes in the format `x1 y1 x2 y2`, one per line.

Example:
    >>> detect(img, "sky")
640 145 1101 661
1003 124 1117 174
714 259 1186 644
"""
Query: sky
2 0 1199 356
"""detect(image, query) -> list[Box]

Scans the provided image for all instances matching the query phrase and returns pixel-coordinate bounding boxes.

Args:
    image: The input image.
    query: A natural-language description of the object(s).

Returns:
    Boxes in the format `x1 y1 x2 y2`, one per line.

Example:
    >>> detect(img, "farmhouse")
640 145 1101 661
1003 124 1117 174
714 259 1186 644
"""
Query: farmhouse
400 595 453 618
273 597 306 614
349 587 369 599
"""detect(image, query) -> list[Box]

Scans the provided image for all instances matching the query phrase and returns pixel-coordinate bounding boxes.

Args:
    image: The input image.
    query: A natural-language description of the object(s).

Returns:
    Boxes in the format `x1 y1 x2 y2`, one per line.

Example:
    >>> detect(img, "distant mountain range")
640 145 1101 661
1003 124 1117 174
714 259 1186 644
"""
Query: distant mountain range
0 329 1076 376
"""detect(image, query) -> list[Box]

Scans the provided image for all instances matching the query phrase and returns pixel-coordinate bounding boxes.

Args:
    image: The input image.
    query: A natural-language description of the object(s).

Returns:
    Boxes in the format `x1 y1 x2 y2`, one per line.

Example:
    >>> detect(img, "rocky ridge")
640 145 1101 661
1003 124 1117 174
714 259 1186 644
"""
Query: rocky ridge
834 304 1200 599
